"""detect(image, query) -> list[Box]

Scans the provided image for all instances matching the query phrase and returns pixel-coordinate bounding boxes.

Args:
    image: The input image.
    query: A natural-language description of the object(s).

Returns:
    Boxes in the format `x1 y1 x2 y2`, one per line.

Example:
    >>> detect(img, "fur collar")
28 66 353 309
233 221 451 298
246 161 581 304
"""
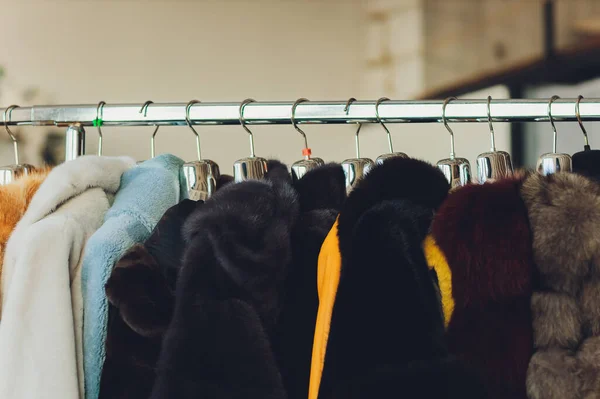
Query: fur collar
179 169 299 328
293 163 346 213
17 156 135 229
521 172 600 399
337 157 449 263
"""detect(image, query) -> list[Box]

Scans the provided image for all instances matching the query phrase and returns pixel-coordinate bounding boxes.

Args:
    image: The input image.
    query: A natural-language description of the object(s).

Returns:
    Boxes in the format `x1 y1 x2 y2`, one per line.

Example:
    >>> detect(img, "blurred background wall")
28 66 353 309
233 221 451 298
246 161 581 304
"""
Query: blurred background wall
0 0 599 171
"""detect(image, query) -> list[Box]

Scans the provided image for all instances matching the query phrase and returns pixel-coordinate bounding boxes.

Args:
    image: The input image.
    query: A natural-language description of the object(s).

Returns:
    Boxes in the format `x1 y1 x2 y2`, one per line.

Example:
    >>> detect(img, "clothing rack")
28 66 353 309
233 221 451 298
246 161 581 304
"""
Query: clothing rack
3 98 600 160
5 99 600 126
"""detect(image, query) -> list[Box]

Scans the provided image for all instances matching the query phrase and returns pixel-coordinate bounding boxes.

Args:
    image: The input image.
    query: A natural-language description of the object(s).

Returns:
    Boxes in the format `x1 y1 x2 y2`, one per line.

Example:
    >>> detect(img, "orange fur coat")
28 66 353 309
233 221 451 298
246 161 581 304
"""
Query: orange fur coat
0 169 50 278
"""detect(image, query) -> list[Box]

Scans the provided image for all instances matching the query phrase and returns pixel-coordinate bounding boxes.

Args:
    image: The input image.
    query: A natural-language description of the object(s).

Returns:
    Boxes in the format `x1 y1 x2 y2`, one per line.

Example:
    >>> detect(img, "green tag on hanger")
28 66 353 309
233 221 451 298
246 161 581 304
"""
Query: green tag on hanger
93 118 103 127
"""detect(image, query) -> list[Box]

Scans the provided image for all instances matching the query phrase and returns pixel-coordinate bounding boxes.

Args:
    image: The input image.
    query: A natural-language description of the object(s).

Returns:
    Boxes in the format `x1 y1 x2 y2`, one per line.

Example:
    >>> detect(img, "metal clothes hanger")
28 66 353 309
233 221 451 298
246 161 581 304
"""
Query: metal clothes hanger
476 96 513 183
139 100 160 158
95 101 106 156
374 97 408 164
571 95 600 179
576 95 591 151
290 98 324 181
436 97 471 188
182 100 221 201
0 105 35 185
341 98 374 192
536 95 572 175
233 98 268 182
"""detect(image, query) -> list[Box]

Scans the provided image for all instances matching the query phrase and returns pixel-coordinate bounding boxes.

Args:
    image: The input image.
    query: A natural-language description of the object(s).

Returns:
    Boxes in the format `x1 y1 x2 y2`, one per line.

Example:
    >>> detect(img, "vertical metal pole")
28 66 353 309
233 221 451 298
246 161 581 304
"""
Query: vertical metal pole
509 85 525 168
65 123 86 161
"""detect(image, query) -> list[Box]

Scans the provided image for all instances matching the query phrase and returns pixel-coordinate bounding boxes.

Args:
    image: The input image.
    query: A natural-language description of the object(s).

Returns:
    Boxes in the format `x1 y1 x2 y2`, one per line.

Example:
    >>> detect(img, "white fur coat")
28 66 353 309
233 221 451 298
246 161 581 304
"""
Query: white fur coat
0 155 135 399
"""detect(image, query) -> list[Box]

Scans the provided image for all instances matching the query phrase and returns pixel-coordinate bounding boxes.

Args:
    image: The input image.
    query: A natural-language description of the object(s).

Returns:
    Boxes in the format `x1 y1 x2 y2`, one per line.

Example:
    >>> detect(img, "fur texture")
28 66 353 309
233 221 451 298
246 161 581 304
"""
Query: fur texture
317 159 484 398
292 163 346 213
82 154 188 399
336 157 450 266
521 172 600 399
430 176 534 399
99 199 199 399
526 349 581 399
0 168 49 282
150 165 298 399
99 171 235 399
572 148 600 183
272 163 346 399
0 156 135 399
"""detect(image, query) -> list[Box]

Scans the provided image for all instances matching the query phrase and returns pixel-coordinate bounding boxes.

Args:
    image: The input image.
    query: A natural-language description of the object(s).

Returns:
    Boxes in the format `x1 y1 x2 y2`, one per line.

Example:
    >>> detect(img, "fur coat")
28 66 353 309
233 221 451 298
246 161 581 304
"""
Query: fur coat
312 158 486 399
99 199 200 399
0 168 49 289
97 172 232 399
149 161 298 399
0 155 135 399
523 172 600 399
272 163 346 399
425 175 534 399
82 154 188 399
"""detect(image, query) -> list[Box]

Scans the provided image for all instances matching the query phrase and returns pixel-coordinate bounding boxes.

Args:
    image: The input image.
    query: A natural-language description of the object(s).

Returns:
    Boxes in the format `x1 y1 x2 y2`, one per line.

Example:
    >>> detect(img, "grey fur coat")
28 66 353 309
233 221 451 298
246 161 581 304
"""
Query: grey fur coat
523 172 600 399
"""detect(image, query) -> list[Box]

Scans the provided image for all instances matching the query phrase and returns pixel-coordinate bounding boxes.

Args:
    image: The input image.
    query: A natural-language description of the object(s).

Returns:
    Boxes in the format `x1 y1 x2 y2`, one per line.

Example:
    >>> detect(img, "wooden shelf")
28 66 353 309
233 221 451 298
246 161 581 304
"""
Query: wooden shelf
417 37 600 99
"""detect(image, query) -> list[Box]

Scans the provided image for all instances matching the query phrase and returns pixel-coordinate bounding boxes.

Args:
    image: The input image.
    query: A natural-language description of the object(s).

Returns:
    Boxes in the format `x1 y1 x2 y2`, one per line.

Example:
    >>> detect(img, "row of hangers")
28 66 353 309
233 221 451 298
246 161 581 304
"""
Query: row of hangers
0 95 594 196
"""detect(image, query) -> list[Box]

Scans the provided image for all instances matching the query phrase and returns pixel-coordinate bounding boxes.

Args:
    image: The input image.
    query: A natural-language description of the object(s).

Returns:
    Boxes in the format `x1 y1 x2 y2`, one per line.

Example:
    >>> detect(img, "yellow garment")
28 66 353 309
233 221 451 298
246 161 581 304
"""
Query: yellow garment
308 217 342 399
423 235 454 327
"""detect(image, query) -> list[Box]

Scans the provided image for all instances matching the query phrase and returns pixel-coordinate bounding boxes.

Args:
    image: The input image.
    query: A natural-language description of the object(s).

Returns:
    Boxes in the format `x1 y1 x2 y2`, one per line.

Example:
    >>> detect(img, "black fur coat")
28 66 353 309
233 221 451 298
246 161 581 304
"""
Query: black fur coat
317 158 486 399
272 163 347 399
149 162 299 399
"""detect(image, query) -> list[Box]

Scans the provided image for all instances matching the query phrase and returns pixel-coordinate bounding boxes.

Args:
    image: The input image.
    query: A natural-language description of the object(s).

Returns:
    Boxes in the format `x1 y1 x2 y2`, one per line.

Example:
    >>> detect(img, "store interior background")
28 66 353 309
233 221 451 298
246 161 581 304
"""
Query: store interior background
1 0 600 170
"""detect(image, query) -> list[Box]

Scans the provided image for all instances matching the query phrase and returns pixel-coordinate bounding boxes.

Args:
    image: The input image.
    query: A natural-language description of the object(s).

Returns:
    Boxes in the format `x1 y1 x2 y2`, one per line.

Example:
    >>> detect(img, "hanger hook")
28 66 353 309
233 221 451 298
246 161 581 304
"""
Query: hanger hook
239 98 256 158
185 100 202 161
375 97 393 153
140 101 160 158
96 101 106 156
291 98 309 150
548 95 560 154
576 95 590 150
345 98 363 158
442 97 457 160
487 96 496 152
3 105 20 164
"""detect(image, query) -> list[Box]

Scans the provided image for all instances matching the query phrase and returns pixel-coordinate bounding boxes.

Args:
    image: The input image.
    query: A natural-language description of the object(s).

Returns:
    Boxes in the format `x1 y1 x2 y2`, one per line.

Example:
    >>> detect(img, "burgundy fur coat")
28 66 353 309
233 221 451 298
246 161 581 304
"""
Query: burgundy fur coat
427 175 535 399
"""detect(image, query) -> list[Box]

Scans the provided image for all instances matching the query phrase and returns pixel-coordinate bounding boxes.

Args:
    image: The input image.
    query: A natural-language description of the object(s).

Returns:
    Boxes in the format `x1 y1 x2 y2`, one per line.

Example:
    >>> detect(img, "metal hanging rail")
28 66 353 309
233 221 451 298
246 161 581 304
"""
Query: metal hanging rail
4 99 600 126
